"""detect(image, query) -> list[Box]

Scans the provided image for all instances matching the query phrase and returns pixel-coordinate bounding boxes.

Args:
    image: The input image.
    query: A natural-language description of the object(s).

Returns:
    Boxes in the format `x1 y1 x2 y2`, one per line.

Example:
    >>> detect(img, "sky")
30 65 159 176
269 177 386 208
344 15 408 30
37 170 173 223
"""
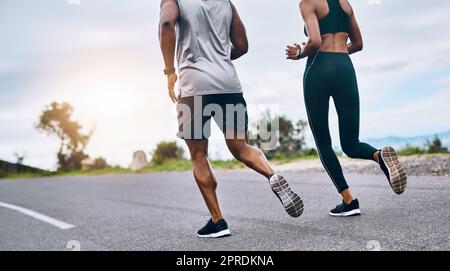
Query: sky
1 0 450 170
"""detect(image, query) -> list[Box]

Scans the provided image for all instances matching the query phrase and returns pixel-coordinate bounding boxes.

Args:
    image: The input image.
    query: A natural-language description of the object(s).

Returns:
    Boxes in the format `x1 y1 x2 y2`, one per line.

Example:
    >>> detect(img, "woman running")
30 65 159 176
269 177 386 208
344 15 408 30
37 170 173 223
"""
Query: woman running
286 0 407 216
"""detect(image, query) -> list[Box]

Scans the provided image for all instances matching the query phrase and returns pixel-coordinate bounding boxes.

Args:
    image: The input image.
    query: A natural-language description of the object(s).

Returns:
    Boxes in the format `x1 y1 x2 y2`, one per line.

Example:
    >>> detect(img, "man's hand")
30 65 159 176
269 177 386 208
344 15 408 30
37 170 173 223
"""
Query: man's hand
167 73 178 103
286 42 305 60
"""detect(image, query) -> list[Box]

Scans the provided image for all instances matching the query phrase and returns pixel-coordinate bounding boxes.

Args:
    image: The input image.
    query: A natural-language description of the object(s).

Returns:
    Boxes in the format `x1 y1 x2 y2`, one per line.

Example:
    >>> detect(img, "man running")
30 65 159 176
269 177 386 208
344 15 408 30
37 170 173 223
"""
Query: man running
159 0 303 238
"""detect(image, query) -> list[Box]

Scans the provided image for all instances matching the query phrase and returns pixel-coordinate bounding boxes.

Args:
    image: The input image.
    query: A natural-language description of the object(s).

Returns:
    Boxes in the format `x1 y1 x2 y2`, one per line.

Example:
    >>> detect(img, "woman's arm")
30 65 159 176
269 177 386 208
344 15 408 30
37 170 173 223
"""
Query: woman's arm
342 0 363 54
287 0 322 60
230 3 249 60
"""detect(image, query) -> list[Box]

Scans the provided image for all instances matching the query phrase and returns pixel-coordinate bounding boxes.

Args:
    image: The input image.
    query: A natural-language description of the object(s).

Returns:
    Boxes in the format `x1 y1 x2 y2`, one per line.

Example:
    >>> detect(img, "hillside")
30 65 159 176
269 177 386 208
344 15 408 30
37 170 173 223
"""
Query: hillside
0 160 47 178
364 130 450 150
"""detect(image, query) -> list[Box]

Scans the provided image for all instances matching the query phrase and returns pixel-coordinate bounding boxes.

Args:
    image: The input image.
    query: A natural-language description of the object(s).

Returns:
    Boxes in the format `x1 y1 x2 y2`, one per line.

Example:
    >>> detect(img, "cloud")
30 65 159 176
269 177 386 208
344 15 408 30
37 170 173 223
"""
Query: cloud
433 74 450 88
364 88 450 136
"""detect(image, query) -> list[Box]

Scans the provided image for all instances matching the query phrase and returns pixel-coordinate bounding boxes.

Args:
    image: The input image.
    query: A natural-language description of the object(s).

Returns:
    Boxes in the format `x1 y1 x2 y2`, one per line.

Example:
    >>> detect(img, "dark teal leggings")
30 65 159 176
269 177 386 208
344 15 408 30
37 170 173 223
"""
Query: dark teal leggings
303 52 378 193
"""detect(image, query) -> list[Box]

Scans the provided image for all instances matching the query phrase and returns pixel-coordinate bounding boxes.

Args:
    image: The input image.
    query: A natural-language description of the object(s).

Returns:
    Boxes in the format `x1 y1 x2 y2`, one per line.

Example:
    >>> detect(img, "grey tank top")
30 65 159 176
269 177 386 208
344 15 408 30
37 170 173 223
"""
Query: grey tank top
176 0 243 97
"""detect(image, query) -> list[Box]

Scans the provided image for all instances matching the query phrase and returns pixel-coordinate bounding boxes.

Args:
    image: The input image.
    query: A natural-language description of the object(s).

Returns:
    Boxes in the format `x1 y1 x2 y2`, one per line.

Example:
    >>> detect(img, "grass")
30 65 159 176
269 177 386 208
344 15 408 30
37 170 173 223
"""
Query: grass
0 159 244 180
210 159 244 169
1 172 49 179
1 167 131 180
269 154 319 164
0 154 321 180
137 159 244 173
2 151 449 180
396 147 450 156
396 145 427 156
138 159 192 172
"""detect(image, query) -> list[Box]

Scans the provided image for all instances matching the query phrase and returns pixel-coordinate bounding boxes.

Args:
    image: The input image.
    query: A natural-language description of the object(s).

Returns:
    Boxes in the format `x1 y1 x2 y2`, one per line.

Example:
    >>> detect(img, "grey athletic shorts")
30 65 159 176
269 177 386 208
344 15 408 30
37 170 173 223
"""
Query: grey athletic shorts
176 93 248 140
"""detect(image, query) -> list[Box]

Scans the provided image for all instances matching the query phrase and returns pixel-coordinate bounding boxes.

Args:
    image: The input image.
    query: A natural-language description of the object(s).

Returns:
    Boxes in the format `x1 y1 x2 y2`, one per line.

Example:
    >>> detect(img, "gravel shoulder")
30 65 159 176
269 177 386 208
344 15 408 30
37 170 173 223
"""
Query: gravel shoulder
272 154 450 177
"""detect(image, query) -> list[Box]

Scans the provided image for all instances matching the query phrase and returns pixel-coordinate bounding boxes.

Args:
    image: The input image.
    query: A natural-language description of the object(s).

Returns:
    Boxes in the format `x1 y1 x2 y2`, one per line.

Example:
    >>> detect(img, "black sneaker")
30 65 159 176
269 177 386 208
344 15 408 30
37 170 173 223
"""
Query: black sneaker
379 146 407 195
329 199 361 217
197 219 231 238
269 174 304 218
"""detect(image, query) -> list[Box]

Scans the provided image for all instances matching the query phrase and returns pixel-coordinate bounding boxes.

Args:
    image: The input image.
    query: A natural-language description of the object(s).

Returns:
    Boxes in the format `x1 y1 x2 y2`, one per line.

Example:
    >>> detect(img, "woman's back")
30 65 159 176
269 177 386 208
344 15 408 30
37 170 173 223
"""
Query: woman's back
306 0 354 53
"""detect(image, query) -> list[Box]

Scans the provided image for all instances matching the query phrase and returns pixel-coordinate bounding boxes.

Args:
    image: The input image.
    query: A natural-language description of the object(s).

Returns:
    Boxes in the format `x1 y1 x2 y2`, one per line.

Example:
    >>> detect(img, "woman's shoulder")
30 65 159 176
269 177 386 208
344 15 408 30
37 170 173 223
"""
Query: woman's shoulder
339 0 354 17
299 0 316 12
300 0 315 6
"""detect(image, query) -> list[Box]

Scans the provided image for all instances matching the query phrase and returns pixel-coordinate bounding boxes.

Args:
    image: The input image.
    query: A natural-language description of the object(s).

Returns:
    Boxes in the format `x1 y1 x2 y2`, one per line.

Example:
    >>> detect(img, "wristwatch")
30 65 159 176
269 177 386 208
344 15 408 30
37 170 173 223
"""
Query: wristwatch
164 67 176 75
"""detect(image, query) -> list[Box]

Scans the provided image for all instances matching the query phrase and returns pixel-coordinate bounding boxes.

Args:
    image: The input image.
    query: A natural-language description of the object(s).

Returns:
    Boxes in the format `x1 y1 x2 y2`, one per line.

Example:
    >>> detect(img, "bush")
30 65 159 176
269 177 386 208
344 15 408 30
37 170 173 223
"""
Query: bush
397 144 426 156
91 157 109 170
80 157 110 171
58 151 89 170
397 136 450 156
426 136 449 154
302 148 318 157
151 141 185 164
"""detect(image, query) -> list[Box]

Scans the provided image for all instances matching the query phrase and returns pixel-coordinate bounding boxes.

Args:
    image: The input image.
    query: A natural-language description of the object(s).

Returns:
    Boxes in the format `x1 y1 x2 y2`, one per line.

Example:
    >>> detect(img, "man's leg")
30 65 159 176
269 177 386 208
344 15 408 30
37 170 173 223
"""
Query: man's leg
217 91 303 217
225 138 274 179
185 139 223 223
226 135 303 218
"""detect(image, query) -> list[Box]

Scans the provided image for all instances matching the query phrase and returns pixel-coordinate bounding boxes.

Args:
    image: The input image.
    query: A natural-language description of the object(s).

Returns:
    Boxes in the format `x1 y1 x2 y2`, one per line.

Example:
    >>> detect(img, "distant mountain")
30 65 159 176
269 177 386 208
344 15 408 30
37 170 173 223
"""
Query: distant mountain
0 160 47 178
364 130 450 150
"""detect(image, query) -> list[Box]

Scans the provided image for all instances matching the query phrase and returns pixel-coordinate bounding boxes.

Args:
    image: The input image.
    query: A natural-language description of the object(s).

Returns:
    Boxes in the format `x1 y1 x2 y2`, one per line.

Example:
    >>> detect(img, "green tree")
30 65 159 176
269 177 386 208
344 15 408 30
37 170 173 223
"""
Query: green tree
151 141 185 164
278 117 308 156
249 114 309 159
426 136 449 154
37 102 91 170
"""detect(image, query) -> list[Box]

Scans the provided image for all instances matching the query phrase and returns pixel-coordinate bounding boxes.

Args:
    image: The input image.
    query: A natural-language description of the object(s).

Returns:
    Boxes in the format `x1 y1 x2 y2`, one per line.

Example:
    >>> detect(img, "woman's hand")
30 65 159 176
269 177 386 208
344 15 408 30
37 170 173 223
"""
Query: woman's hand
286 42 305 60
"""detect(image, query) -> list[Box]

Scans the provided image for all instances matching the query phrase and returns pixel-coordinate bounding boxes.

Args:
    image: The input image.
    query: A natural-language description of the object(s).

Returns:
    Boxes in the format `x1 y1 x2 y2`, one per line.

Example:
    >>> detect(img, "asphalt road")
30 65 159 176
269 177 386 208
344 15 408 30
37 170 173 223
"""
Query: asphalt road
0 170 449 251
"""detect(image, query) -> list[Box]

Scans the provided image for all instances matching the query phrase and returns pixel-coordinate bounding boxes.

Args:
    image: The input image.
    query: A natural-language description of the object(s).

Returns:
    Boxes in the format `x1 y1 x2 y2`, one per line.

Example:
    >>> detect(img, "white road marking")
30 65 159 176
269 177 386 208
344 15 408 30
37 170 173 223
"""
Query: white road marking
0 201 75 230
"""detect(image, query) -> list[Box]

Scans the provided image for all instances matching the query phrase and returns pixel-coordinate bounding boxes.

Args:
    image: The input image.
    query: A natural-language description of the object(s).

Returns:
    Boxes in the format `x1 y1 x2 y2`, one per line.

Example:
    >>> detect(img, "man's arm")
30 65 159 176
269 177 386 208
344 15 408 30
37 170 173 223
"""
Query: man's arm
230 3 248 60
159 0 179 103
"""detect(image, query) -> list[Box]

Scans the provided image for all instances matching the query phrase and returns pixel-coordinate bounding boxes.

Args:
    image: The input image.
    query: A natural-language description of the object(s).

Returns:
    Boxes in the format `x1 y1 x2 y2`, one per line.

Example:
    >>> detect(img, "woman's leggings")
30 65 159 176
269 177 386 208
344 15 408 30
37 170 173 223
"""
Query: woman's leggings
303 52 378 193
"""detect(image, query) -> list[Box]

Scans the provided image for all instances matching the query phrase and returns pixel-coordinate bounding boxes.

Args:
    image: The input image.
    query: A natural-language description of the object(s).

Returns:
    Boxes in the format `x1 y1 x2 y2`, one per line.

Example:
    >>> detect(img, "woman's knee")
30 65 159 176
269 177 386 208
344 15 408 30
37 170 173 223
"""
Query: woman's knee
342 143 359 158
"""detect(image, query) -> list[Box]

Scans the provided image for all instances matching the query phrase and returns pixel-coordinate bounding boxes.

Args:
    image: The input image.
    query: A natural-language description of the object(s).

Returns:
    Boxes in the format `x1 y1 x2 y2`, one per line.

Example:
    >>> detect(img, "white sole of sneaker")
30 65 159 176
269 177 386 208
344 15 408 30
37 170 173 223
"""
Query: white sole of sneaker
329 209 361 217
197 229 231 238
270 175 304 218
381 146 407 195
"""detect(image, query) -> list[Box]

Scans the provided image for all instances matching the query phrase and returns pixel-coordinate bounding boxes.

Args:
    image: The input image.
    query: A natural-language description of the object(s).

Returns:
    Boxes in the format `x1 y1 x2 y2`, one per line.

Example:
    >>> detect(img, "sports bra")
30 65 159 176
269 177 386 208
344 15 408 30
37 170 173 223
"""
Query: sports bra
304 0 350 37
